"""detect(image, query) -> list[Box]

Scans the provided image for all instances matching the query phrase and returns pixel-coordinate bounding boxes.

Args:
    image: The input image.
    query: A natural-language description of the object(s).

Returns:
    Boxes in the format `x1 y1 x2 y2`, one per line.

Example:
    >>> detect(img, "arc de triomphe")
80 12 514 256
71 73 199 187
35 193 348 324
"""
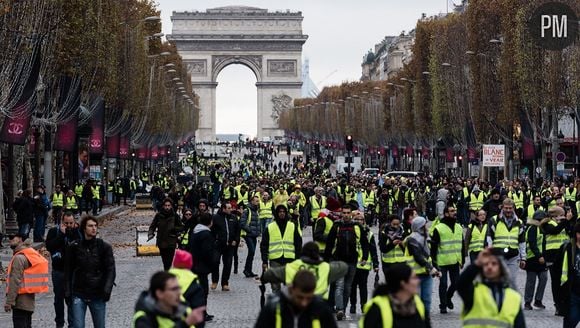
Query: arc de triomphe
168 6 308 141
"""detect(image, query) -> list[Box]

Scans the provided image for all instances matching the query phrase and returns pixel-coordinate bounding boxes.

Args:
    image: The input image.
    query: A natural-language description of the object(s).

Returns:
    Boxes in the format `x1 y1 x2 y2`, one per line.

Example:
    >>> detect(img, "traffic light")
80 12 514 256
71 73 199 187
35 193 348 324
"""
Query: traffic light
286 144 291 156
345 135 353 152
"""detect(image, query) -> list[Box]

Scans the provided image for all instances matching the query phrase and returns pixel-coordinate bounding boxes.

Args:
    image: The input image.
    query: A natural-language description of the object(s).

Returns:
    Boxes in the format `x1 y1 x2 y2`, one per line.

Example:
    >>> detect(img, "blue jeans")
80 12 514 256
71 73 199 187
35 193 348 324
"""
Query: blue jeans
419 274 433 316
33 214 46 241
335 263 357 311
92 199 100 215
565 292 580 328
18 223 31 237
71 296 106 328
260 218 272 235
52 270 73 327
243 236 257 274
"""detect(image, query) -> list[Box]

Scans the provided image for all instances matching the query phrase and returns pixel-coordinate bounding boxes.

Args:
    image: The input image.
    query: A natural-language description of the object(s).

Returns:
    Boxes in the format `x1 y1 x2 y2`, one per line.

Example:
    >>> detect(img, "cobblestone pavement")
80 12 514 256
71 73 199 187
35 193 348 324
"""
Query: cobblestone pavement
0 209 565 327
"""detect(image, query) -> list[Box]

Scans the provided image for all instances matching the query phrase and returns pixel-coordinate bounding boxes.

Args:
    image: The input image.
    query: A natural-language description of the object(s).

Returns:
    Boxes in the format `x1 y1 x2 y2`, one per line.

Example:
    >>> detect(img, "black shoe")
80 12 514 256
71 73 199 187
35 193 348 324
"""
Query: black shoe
204 314 214 321
447 299 454 310
533 301 545 309
349 306 356 314
440 308 448 314
234 268 238 274
524 303 533 310
336 310 344 321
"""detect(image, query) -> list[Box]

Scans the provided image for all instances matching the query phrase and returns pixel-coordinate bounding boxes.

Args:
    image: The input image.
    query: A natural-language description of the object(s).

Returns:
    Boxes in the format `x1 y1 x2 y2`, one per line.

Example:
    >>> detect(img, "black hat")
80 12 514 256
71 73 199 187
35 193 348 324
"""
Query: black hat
532 210 548 221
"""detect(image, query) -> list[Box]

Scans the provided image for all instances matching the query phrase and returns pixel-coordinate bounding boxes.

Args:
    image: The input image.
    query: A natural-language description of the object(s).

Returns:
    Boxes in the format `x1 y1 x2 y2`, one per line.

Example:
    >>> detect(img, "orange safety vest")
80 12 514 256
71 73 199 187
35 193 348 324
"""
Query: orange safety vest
7 248 50 294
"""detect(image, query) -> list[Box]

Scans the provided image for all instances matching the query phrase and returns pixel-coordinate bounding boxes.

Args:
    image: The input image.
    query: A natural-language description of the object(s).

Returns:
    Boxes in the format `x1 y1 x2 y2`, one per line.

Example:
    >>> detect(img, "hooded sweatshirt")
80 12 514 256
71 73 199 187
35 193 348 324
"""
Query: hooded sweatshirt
406 217 433 274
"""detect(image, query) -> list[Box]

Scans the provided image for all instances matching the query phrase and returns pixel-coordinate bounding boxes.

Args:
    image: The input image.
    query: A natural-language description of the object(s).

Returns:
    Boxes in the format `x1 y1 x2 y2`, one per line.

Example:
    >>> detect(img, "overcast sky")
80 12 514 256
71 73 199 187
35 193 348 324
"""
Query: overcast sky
158 0 450 135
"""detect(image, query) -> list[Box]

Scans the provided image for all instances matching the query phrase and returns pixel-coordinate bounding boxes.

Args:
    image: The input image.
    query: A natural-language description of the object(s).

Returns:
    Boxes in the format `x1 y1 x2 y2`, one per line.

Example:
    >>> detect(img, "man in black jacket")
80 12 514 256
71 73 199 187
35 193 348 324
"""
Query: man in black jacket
324 204 369 321
211 202 241 291
45 212 82 328
189 213 216 322
255 270 337 328
65 216 115 328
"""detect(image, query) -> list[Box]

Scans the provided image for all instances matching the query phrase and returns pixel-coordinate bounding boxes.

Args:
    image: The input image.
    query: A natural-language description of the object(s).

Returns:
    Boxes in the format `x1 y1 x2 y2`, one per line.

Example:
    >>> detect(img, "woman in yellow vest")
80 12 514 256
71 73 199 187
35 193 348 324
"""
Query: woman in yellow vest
378 215 408 276
457 248 525 328
359 263 427 328
464 209 488 263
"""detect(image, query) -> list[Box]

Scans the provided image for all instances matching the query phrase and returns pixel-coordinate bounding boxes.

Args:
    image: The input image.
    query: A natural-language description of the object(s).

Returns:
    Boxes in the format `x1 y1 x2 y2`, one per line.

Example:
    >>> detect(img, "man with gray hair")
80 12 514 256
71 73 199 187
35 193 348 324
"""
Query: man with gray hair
486 198 526 286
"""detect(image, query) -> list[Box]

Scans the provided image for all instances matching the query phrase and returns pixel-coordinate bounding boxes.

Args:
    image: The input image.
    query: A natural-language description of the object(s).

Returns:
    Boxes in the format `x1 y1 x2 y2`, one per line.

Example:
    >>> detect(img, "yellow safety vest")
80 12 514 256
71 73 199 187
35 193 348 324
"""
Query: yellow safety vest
525 225 544 259
544 220 569 251
91 186 100 199
314 217 333 252
52 193 64 207
358 230 374 270
285 259 330 299
461 283 521 328
381 240 407 264
469 192 485 211
74 184 84 197
565 188 577 202
404 239 431 275
238 190 249 206
468 223 487 253
133 308 192 328
527 205 544 219
360 294 425 328
309 196 327 219
435 223 463 266
508 191 524 209
363 191 376 208
259 200 273 219
292 191 307 207
168 267 199 302
492 217 521 251
562 248 570 285
65 196 78 210
130 180 137 191
267 221 296 260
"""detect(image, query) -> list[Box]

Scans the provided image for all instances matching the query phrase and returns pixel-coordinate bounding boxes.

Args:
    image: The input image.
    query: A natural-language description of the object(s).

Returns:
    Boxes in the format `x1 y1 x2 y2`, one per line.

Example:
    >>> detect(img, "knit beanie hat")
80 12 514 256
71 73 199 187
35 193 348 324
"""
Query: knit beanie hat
172 249 193 269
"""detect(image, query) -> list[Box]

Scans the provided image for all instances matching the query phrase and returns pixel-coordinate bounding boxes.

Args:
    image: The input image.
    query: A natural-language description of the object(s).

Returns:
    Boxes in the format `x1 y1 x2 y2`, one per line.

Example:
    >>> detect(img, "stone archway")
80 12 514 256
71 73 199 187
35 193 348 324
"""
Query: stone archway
168 6 308 141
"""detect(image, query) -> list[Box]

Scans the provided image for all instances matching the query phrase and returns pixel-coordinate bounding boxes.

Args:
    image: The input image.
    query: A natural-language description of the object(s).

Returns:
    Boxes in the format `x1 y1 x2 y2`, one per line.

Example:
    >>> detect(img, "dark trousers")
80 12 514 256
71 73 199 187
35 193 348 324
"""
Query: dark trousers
212 245 235 285
438 264 460 309
198 272 209 305
549 264 562 310
13 308 32 328
233 244 239 273
159 247 176 271
243 236 257 274
53 207 63 225
52 270 74 327
350 269 370 311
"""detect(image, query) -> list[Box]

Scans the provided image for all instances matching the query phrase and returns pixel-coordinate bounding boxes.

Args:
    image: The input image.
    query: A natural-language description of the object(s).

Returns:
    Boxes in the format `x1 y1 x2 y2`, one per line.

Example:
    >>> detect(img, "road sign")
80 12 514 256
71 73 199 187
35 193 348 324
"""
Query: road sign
556 151 566 162
557 162 565 171
482 144 505 167
536 167 542 174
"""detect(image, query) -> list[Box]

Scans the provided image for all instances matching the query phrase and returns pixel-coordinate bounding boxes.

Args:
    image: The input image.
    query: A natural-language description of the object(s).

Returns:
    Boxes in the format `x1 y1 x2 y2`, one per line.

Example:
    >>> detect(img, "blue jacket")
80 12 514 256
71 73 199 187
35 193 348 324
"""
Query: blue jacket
240 205 261 238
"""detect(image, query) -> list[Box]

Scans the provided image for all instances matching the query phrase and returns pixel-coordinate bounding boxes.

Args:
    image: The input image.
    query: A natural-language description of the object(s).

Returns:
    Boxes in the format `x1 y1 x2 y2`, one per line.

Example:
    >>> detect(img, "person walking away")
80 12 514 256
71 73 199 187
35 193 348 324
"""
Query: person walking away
33 185 50 242
378 214 407 276
255 270 337 328
168 250 206 325
189 213 216 322
262 241 347 301
148 198 184 270
486 198 525 287
405 216 440 326
240 196 261 278
133 271 205 328
350 210 379 314
464 209 488 263
542 205 573 315
258 192 274 234
211 202 241 291
359 263 427 328
431 205 464 314
324 204 369 321
260 205 302 293
309 187 327 227
457 248 526 328
522 210 548 310
13 190 34 237
556 222 580 327
45 212 82 328
313 210 334 260
51 185 65 225
65 216 115 328
4 233 50 328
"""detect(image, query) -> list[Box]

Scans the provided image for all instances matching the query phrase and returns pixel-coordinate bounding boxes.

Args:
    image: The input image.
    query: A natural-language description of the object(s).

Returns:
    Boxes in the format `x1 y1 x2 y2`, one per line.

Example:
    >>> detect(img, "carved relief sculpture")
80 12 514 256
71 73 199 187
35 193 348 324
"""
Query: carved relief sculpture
271 93 293 123
187 60 207 76
268 60 297 76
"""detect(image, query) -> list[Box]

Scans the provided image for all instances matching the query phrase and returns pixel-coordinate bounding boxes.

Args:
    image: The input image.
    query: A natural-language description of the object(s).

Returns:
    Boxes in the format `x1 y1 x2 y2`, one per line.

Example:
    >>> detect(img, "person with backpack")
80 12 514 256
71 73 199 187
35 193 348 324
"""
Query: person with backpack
5 232 50 328
324 203 369 321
